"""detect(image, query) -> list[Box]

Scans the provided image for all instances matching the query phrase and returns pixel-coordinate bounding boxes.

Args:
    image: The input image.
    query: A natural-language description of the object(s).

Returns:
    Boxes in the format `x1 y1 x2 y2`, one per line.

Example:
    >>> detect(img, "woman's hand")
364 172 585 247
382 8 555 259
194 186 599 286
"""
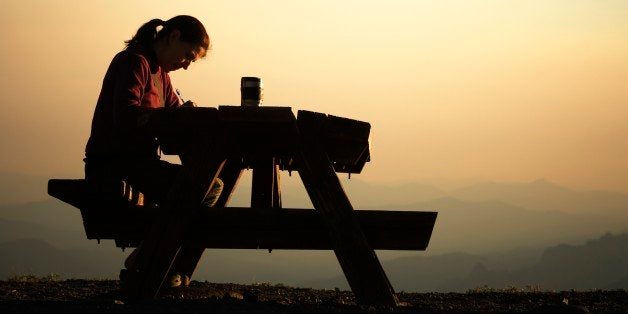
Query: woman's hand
181 100 197 107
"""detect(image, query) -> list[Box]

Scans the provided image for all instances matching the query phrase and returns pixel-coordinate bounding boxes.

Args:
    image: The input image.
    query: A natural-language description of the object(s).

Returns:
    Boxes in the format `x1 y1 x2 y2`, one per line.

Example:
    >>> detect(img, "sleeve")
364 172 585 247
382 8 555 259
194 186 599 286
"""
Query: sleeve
110 52 152 132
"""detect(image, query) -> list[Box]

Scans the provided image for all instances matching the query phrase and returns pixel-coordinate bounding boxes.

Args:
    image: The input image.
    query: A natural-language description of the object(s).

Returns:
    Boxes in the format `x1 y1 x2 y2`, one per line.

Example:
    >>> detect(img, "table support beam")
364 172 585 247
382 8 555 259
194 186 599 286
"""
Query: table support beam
251 157 282 209
296 110 398 306
171 158 245 280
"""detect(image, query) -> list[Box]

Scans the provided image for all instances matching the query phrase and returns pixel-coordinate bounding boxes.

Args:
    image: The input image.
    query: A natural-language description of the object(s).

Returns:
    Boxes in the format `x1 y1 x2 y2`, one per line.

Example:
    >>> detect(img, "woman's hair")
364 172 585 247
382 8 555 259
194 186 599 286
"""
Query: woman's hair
125 15 210 56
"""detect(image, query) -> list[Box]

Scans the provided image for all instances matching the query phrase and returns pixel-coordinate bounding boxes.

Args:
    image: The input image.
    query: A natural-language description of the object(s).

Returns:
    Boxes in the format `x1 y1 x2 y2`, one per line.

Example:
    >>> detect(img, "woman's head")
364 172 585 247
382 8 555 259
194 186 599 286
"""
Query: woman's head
126 15 210 72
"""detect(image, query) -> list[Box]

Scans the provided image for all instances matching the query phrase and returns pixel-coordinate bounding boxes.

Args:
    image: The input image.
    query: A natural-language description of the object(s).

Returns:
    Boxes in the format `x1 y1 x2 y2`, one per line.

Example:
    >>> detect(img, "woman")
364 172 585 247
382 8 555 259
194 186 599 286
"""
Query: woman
85 16 221 287
85 15 220 205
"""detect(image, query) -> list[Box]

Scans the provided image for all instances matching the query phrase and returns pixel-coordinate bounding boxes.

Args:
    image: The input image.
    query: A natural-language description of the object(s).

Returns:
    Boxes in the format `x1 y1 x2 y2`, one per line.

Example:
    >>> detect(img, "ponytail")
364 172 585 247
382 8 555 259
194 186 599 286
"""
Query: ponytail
125 19 165 48
124 16 210 54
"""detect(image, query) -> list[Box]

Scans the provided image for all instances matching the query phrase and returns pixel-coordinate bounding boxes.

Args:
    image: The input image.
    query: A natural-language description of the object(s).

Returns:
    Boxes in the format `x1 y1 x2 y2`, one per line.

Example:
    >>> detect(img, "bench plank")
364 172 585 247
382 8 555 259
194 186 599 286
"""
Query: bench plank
48 179 437 251
80 206 437 250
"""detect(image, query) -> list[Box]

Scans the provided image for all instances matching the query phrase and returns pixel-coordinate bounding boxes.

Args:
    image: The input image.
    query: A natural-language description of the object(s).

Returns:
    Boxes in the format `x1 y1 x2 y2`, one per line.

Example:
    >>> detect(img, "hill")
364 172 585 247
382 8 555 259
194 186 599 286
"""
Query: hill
445 232 628 292
397 196 628 254
0 172 49 206
450 179 628 218
0 238 124 279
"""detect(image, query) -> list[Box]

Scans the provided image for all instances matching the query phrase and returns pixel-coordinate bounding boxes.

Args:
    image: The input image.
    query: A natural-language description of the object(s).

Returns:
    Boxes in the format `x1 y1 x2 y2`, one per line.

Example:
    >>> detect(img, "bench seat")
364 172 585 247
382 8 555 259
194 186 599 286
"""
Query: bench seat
48 179 437 250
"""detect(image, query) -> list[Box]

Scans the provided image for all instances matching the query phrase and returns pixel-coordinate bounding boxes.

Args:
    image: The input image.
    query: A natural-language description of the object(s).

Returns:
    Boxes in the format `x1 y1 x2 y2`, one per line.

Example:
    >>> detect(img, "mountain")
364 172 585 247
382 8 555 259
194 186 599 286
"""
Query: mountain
384 252 486 292
0 238 125 279
451 179 628 218
452 232 628 291
194 249 342 287
520 232 628 289
340 179 448 209
0 218 88 249
0 199 91 249
0 199 84 233
394 196 628 254
310 232 628 292
321 178 628 219
219 174 448 209
0 172 50 205
0 235 343 286
606 275 628 289
300 251 486 291
6 232 625 293
4 171 628 218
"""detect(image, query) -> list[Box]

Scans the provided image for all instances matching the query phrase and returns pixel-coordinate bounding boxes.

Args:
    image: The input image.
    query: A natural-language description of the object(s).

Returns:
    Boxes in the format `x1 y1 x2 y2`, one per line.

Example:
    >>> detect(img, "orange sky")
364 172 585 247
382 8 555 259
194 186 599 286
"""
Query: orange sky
1 0 627 192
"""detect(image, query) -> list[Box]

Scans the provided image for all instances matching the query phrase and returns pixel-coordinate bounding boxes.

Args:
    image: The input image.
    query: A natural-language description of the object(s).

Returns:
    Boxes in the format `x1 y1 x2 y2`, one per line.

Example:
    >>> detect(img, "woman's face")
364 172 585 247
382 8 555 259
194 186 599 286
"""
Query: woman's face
158 30 206 72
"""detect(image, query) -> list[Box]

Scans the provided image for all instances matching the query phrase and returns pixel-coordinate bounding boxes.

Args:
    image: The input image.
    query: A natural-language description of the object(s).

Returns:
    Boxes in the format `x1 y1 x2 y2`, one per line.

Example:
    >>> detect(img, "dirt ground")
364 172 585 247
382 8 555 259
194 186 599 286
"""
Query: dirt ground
1 279 626 313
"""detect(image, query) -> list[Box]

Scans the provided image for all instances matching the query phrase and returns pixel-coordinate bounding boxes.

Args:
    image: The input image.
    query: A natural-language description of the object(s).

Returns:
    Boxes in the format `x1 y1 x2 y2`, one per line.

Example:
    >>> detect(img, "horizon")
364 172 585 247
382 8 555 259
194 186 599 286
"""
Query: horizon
4 168 628 205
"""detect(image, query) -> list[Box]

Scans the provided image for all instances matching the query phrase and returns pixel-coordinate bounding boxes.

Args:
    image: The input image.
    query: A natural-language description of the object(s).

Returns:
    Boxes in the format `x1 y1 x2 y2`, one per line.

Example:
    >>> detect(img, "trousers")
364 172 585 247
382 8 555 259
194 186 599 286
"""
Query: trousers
84 158 223 206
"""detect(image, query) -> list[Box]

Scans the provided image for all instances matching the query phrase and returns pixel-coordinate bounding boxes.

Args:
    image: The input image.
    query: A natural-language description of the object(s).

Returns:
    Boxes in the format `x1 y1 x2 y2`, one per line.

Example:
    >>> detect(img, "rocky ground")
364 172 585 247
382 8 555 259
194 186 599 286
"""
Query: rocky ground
1 279 627 313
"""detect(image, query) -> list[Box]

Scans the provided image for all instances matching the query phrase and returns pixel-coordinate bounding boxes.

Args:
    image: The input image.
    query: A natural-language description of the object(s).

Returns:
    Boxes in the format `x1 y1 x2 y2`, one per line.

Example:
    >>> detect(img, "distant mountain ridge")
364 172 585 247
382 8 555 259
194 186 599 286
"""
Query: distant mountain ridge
307 232 628 292
0 238 124 279
0 200 83 233
4 171 628 217
395 196 628 254
0 218 88 249
3 232 626 292
0 172 49 206
449 179 628 218
450 232 628 292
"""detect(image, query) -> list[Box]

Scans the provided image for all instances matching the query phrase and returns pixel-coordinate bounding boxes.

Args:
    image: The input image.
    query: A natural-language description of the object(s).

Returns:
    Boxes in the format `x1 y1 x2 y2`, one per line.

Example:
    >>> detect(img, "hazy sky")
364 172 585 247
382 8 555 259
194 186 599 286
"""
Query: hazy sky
1 0 627 192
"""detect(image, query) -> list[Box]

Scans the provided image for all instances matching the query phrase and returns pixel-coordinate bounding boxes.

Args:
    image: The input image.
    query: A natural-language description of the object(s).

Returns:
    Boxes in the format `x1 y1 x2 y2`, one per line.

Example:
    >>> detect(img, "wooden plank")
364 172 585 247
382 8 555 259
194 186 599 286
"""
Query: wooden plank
213 159 245 208
251 158 278 209
76 207 436 250
272 163 282 209
48 179 127 209
158 107 219 155
157 107 371 173
217 107 300 162
48 179 85 208
160 106 299 159
321 114 371 173
296 110 398 306
190 209 435 250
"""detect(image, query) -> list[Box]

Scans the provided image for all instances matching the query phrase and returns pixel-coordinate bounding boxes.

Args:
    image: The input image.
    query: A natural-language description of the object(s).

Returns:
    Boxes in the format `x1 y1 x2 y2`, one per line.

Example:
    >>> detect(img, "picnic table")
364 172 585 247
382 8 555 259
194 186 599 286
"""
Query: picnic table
48 105 437 306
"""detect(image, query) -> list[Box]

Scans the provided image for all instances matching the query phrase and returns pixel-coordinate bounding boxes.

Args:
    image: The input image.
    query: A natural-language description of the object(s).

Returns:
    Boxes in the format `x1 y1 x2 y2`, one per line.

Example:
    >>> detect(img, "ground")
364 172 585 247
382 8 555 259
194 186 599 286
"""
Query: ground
1 279 626 313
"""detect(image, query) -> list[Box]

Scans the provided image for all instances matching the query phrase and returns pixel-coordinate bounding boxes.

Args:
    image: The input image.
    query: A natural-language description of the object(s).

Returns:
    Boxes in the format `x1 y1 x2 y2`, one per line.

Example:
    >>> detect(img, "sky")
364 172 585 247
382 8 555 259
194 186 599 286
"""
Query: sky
1 0 627 192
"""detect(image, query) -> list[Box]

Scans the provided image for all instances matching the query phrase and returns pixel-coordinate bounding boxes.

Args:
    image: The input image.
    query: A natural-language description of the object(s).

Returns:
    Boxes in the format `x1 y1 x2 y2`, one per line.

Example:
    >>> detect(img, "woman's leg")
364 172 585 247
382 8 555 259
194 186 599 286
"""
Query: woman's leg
123 159 223 287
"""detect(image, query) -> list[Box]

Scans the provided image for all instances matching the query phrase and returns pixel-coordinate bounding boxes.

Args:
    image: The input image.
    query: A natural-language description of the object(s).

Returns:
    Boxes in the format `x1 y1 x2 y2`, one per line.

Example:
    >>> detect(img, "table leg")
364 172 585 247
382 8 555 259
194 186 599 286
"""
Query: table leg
171 158 245 281
251 157 281 209
272 162 282 209
297 111 398 306
213 158 245 208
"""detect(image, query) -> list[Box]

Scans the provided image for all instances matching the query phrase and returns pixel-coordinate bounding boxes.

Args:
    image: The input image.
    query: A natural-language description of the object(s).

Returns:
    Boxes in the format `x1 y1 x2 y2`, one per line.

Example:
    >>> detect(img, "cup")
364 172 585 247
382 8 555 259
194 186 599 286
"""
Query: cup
241 77 263 107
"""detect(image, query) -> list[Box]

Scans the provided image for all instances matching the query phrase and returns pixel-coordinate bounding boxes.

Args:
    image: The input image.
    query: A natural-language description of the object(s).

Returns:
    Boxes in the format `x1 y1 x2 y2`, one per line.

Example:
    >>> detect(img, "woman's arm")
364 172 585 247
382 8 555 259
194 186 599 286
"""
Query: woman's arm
109 51 176 135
